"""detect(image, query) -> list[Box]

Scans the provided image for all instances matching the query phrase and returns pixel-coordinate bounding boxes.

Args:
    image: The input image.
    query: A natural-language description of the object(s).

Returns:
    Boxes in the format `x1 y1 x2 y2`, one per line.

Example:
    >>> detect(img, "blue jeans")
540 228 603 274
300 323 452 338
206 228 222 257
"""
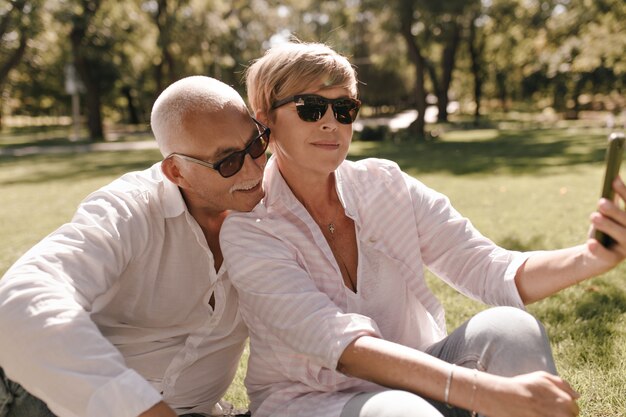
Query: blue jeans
0 369 250 417
0 368 55 417
340 306 557 417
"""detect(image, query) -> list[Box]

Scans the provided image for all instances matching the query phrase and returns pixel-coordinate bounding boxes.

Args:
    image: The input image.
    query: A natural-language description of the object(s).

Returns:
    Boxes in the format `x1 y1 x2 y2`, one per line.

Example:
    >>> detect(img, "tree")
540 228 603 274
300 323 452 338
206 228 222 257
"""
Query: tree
467 7 487 124
0 0 42 128
396 0 428 139
65 0 106 140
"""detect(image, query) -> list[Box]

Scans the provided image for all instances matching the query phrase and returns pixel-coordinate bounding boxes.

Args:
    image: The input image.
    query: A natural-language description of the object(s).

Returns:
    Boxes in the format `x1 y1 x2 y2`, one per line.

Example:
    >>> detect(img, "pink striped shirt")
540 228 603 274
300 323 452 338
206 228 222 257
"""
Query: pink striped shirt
221 157 528 417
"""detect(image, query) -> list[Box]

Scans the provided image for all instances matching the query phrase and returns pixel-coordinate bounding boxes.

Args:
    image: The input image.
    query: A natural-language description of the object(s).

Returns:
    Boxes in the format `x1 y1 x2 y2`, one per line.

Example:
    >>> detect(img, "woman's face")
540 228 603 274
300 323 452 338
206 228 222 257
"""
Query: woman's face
265 85 355 180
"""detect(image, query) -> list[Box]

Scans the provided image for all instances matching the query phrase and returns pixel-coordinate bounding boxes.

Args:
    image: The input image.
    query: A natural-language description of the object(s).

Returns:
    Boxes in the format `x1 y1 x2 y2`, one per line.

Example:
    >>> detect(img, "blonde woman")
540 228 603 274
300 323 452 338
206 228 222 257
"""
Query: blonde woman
221 42 626 417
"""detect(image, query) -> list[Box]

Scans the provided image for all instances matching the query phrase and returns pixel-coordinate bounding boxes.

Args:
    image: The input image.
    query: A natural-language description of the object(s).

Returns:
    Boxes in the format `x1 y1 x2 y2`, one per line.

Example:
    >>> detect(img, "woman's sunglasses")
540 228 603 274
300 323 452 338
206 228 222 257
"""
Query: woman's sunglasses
272 94 361 125
166 118 270 178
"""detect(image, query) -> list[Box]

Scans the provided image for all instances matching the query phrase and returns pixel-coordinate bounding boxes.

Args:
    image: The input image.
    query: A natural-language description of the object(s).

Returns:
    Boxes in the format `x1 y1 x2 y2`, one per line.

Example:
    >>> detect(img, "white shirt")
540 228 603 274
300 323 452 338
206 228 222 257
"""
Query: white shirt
0 162 247 417
221 157 529 417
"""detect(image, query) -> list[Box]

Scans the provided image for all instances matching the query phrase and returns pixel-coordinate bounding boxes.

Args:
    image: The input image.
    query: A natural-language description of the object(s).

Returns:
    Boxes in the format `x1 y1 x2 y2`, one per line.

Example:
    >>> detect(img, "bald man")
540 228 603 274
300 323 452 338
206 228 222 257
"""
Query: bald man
0 76 268 417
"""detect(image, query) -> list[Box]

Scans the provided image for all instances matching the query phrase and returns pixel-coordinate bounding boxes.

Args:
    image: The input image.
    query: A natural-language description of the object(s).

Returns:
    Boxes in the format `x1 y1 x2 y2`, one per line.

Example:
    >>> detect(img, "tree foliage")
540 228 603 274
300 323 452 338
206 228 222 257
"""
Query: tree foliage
1 0 623 140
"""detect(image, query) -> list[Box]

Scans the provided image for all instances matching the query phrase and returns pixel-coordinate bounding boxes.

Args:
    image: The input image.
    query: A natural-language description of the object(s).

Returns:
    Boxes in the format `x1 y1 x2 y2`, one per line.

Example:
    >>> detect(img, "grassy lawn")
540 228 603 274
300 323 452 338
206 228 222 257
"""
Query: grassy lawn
1 123 625 416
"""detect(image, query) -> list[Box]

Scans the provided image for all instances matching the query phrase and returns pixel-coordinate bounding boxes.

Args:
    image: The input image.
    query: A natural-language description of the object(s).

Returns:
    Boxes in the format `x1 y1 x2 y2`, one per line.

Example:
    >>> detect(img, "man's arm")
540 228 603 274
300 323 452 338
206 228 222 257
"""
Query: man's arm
139 402 177 417
515 177 626 304
0 190 163 417
338 336 579 417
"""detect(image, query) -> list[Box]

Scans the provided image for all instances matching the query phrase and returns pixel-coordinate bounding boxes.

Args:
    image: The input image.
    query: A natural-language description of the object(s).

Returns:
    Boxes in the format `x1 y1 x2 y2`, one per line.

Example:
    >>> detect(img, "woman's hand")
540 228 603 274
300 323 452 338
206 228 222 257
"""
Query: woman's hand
588 176 626 268
479 371 579 417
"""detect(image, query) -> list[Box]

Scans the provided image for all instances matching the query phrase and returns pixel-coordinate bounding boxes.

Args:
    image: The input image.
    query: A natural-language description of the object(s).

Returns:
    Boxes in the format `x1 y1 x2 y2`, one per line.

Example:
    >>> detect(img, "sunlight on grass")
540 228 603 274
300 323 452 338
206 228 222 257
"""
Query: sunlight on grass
1 124 624 416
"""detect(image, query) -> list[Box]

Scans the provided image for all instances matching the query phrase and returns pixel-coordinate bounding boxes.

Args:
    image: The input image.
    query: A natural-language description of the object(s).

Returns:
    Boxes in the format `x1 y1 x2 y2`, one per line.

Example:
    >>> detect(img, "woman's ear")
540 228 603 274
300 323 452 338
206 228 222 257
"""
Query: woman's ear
161 157 186 187
256 110 270 126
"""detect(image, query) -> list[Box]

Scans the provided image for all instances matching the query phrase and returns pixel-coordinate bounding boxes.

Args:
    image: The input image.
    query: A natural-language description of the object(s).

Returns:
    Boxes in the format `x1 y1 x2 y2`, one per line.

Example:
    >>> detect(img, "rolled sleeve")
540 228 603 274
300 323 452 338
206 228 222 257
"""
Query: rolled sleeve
87 369 162 417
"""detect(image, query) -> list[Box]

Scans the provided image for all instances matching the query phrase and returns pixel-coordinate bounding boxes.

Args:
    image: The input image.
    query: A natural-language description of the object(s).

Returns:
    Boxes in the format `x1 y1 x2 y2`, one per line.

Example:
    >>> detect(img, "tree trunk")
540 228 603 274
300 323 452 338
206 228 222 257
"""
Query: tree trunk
0 0 30 126
122 86 141 124
552 74 567 113
155 0 177 87
69 0 104 141
468 15 484 125
399 0 427 140
436 20 461 123
0 35 27 91
495 71 508 112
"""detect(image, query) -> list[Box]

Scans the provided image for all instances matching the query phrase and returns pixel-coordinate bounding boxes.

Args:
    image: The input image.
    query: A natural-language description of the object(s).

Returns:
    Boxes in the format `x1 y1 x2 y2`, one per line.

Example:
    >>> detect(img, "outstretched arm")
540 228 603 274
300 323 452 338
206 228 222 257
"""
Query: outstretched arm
338 336 579 417
515 176 626 304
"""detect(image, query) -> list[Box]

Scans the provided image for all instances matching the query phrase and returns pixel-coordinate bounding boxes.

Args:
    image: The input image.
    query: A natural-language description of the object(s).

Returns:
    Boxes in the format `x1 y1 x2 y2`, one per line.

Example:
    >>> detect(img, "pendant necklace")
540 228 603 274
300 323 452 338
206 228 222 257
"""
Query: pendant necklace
327 203 342 236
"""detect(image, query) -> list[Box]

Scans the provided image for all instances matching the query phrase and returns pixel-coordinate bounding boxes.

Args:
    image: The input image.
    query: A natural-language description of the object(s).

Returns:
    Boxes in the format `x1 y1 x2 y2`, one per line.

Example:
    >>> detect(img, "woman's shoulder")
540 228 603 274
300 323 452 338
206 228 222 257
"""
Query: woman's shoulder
344 157 400 171
340 157 404 183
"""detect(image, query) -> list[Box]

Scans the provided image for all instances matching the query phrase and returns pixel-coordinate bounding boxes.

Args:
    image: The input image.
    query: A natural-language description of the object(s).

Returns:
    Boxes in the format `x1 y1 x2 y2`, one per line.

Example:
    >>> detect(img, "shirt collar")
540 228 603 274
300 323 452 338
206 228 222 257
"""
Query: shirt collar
262 155 356 219
154 162 188 219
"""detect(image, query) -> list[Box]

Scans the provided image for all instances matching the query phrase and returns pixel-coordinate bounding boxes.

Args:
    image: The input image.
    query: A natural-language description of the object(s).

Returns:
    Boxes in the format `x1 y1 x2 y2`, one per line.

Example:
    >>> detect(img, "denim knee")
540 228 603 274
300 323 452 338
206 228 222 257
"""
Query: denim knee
466 307 557 376
0 368 55 417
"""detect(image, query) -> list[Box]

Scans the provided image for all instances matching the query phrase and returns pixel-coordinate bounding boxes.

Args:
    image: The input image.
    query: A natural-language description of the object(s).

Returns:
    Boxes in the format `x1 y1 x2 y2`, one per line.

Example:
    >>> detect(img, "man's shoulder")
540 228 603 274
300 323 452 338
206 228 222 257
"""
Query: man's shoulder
108 163 164 194
88 164 164 201
80 163 174 219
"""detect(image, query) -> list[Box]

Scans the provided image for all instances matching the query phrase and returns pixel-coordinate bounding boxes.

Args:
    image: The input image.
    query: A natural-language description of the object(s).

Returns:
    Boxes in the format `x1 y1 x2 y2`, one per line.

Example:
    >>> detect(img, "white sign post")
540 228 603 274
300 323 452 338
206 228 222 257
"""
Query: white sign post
64 64 84 141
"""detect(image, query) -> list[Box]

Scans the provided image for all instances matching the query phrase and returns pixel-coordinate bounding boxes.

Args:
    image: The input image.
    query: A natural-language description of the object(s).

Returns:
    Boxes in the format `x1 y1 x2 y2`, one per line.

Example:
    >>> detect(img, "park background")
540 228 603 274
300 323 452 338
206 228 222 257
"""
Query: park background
1 0 625 416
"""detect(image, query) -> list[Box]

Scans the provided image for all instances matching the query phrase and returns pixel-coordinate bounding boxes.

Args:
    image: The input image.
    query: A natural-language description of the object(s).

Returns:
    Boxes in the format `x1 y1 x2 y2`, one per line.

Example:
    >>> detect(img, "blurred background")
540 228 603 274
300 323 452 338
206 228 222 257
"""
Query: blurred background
1 0 624 142
2 3 626 415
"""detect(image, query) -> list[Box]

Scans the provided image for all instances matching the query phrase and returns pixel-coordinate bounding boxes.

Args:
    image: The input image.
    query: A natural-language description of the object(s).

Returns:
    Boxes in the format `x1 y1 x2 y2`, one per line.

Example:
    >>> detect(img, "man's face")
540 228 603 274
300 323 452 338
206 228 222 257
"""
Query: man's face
172 106 267 215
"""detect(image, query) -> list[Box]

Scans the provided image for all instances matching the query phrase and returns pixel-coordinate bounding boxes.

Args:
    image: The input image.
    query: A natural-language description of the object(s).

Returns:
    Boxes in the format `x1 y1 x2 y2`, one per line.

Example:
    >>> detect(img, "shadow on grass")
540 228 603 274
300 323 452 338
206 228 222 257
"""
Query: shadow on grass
0 150 162 186
537 280 626 361
0 124 153 148
0 126 611 186
496 235 547 251
349 128 608 176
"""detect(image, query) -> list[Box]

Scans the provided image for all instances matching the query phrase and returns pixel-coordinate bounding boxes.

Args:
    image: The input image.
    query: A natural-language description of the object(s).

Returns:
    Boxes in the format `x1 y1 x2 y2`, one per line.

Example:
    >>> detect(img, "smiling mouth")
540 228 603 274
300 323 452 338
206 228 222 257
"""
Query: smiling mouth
312 142 340 149
230 179 262 194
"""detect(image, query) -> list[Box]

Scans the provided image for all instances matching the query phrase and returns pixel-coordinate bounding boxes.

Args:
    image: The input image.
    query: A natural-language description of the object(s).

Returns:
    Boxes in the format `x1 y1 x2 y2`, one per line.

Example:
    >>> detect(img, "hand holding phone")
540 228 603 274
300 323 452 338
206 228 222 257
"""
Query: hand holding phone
594 132 626 248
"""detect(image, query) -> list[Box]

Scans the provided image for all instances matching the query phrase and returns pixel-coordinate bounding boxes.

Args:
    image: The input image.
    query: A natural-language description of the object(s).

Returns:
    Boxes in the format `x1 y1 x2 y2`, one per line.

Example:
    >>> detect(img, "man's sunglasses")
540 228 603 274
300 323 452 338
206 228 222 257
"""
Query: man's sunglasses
271 94 361 125
165 118 270 178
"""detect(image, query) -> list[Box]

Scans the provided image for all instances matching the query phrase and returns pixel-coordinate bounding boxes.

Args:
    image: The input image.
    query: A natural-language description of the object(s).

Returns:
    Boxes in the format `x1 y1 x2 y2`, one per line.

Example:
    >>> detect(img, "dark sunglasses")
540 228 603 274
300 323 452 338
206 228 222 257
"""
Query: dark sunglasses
272 94 361 125
166 118 270 178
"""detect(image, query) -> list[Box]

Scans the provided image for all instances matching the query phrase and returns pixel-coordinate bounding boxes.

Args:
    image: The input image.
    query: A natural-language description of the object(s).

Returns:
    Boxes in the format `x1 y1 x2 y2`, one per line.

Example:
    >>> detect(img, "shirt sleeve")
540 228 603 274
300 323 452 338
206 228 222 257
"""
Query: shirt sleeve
0 189 162 417
403 172 528 308
221 214 380 373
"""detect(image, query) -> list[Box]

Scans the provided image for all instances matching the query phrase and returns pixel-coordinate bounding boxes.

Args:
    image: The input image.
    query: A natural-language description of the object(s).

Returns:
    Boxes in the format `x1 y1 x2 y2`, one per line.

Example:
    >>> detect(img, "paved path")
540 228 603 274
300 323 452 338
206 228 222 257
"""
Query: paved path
0 140 159 157
0 109 431 157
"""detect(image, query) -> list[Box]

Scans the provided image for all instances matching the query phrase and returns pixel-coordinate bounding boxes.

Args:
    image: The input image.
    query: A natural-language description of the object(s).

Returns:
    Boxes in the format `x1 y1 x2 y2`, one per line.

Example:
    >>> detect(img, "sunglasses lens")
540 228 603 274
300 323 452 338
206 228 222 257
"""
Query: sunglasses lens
293 96 360 124
218 129 269 177
249 132 269 158
296 106 326 122
218 153 246 178
333 99 360 125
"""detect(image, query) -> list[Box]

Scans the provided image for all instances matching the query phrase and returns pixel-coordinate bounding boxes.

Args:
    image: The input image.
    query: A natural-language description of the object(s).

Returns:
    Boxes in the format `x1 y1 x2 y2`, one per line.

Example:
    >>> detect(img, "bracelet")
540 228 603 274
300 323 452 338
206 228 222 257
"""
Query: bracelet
444 364 456 408
470 368 478 417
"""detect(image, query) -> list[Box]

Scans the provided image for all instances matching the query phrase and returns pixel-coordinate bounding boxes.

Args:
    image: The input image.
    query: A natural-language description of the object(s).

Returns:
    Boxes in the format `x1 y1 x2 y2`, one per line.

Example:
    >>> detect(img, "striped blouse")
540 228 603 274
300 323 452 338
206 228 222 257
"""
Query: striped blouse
221 156 528 417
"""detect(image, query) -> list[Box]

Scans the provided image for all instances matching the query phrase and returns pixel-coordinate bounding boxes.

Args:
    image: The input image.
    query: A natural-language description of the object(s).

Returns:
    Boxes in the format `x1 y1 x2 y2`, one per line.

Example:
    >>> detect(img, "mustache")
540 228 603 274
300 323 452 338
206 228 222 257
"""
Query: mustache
229 178 262 193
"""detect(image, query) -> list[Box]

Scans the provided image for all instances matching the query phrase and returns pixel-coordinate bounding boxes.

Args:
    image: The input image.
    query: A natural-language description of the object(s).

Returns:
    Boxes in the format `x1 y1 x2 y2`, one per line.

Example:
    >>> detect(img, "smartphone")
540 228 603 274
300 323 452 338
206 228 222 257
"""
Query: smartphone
594 132 626 247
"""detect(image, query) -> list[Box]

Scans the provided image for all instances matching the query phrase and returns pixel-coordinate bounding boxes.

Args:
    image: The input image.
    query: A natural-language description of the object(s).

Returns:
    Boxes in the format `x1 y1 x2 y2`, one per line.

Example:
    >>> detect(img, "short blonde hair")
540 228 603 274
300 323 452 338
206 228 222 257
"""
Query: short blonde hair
245 41 358 118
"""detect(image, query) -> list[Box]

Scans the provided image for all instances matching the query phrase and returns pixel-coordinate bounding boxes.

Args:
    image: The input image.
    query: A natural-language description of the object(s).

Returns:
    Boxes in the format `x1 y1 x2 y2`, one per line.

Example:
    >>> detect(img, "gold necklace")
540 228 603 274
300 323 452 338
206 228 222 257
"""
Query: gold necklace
326 203 343 235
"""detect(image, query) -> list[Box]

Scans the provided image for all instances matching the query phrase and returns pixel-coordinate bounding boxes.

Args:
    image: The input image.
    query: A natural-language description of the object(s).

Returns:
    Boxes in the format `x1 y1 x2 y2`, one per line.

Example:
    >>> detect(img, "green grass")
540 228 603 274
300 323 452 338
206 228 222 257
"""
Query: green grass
1 124 625 416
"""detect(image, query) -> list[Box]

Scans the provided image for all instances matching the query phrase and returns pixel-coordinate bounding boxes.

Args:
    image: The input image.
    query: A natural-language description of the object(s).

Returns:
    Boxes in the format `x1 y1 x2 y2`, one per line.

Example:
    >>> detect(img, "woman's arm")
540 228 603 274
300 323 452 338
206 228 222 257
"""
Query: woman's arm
515 177 626 304
338 336 580 417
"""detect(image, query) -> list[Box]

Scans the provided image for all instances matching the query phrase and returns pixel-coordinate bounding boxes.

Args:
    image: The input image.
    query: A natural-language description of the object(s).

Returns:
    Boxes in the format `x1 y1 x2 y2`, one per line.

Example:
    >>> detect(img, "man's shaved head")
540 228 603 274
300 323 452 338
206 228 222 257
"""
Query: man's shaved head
150 76 248 157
